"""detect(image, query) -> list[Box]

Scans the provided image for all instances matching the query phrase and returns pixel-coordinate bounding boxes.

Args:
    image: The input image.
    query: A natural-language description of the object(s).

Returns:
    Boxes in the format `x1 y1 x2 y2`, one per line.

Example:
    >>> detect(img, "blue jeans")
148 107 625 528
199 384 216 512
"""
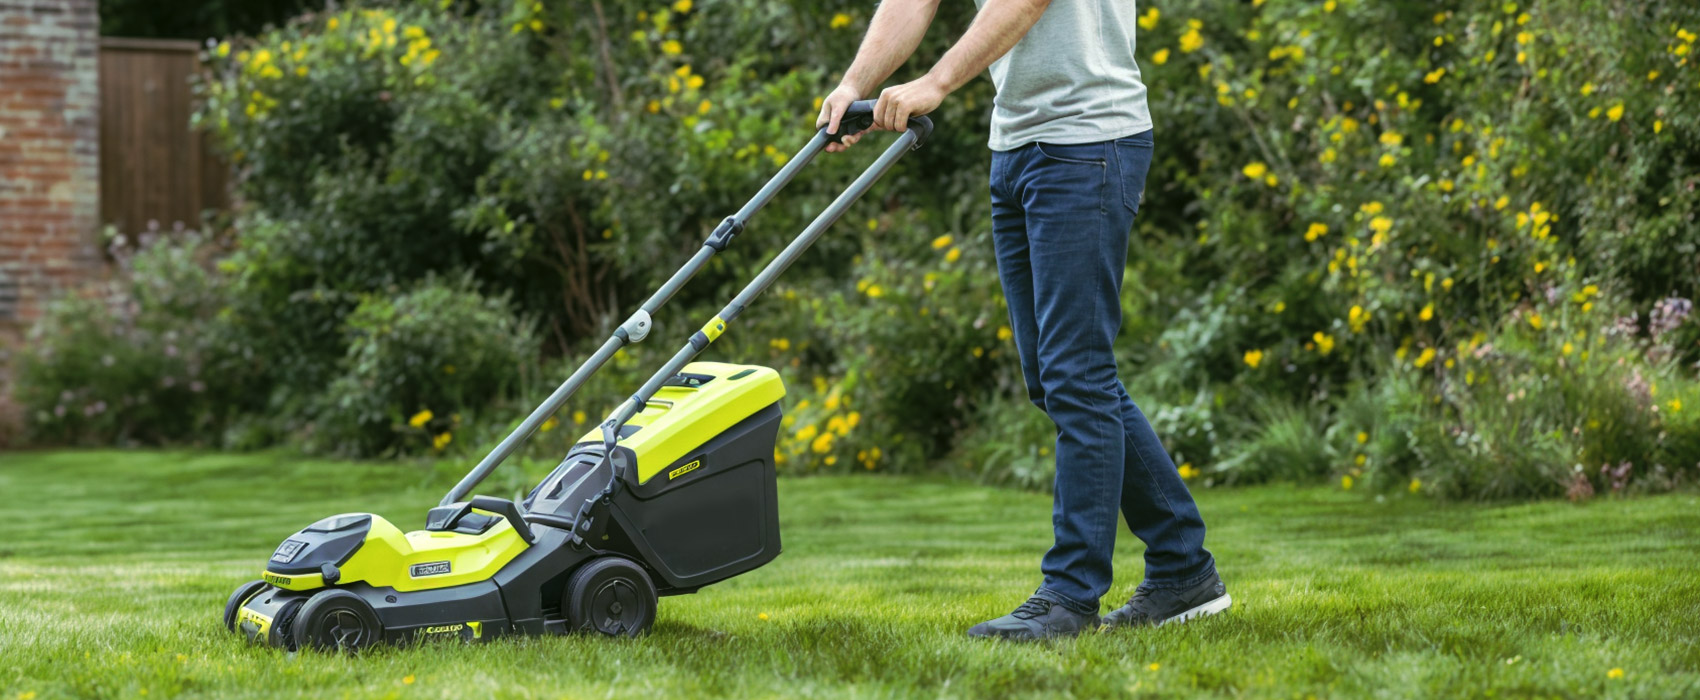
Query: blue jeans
989 131 1216 615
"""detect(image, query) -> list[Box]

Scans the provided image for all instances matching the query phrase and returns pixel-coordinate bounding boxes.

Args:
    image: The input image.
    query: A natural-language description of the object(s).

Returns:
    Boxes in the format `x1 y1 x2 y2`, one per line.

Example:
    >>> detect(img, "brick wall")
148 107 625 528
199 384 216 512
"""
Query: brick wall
0 0 101 331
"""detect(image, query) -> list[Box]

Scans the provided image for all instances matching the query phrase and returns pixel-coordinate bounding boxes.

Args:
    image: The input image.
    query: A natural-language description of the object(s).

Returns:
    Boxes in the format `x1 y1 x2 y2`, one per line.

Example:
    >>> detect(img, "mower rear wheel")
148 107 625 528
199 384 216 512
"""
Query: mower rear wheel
222 580 270 632
293 589 383 653
565 556 657 637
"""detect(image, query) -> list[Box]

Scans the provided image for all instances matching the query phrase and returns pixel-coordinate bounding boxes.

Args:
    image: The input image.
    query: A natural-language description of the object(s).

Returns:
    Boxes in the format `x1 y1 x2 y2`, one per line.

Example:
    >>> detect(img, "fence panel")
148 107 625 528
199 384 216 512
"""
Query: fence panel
98 37 228 236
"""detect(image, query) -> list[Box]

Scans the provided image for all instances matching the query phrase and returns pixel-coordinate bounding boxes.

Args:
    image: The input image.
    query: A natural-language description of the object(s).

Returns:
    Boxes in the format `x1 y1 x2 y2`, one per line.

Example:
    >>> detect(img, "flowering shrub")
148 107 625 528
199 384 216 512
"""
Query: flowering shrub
14 227 255 445
306 276 538 457
18 0 1700 499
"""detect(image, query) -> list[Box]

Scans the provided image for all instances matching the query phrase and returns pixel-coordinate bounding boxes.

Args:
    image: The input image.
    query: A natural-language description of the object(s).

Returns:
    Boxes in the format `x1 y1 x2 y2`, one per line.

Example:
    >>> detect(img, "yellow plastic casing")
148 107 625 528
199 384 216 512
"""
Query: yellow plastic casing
575 361 785 484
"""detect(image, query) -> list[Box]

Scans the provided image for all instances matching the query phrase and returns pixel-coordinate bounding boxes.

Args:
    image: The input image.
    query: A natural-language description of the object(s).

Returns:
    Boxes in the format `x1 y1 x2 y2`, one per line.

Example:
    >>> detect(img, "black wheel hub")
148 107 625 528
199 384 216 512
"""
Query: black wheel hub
590 579 643 635
320 608 370 651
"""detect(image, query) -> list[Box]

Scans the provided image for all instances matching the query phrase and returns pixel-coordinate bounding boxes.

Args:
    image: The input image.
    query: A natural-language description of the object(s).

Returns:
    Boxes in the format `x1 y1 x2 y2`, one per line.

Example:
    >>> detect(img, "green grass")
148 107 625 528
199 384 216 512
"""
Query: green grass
1 450 1697 699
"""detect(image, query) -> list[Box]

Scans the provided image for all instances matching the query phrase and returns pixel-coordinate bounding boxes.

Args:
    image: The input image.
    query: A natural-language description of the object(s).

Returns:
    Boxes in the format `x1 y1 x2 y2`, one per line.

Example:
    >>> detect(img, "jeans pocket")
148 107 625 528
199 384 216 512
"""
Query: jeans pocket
1114 133 1154 213
1035 141 1108 166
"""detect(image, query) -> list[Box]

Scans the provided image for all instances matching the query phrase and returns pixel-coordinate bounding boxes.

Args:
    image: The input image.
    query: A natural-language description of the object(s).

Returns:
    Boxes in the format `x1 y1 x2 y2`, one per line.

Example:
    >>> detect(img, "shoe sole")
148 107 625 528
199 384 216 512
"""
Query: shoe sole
1156 593 1231 627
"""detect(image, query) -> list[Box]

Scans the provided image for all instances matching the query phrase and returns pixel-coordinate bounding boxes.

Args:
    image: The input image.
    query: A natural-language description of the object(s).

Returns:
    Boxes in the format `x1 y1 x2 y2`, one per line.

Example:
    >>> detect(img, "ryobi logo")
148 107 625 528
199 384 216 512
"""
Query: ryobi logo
262 572 292 587
410 561 452 578
669 459 702 480
423 624 463 635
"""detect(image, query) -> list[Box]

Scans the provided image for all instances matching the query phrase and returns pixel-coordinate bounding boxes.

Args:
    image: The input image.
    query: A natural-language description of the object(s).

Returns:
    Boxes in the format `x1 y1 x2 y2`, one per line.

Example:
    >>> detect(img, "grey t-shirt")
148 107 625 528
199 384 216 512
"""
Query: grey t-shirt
975 0 1152 151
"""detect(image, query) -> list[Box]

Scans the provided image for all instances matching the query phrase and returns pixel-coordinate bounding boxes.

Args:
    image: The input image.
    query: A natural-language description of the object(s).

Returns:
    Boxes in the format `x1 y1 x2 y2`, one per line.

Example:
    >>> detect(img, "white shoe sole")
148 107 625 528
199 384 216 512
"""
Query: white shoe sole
1156 593 1232 627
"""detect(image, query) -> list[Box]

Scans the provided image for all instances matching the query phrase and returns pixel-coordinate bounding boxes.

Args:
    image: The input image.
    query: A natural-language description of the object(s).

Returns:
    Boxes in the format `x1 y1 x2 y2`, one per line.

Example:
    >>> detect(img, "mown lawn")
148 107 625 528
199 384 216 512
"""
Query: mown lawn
1 450 1697 699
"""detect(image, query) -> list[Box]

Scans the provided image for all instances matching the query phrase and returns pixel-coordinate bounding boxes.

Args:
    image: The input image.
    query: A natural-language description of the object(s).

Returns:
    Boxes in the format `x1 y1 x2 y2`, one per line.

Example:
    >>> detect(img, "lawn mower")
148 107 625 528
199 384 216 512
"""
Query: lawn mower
222 102 932 652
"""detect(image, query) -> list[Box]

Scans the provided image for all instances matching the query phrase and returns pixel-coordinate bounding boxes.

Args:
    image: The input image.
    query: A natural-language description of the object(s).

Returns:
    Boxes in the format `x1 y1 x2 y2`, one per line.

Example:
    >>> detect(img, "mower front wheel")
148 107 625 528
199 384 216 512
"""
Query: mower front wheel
222 580 270 632
565 556 657 637
293 589 384 653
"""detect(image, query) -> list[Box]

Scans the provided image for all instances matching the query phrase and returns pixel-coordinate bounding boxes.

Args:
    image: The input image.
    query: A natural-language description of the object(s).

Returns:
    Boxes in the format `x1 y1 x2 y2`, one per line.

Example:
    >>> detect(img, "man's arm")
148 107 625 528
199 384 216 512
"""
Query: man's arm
818 0 941 152
873 0 1052 133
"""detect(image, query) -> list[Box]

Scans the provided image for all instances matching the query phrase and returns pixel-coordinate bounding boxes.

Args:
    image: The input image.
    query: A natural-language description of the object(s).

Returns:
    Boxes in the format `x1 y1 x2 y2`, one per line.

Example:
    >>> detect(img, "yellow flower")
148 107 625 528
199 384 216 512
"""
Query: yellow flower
1607 103 1625 122
1138 7 1160 31
540 417 559 432
673 0 692 13
1608 668 1624 679
1424 67 1446 84
408 410 434 428
997 326 1014 341
698 99 712 114
1348 305 1370 333
1313 331 1336 355
1414 347 1436 368
1152 48 1170 65
403 675 416 685
1528 312 1544 330
687 75 704 89
1176 464 1198 480
1580 82 1595 96
1241 162 1268 179
1516 30 1532 45
1379 131 1404 147
1669 399 1683 413
403 25 425 39
529 18 543 32
759 612 770 620
432 432 453 450
865 284 884 298
1324 0 1336 11
1494 195 1510 210
1243 349 1264 368
216 41 231 58
1379 153 1397 168
1179 27 1204 53
945 247 962 263
1562 342 1574 356
932 234 953 249
1305 223 1329 241
572 410 587 424
1419 304 1434 322
647 99 661 113
1272 301 1286 313
811 432 834 454
1369 216 1393 235
1341 474 1354 490
661 40 682 55
327 16 340 30
1355 454 1367 467
1148 662 1163 671
829 13 852 29
1654 120 1663 134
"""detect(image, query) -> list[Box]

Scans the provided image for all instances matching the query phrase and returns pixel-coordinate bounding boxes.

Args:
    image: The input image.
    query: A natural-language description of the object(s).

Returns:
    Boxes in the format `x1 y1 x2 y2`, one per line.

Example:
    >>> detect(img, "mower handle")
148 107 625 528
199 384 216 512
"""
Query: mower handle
825 99 934 148
470 495 536 544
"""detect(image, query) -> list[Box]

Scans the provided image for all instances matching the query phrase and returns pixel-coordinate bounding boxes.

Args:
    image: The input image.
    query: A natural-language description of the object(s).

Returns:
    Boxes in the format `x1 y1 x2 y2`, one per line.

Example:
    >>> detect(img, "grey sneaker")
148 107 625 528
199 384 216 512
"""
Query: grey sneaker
1101 572 1231 628
966 596 1099 641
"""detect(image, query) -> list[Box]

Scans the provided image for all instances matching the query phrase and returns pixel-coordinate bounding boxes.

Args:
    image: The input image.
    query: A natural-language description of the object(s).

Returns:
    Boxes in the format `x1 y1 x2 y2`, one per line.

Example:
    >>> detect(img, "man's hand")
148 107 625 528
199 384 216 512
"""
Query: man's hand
816 84 864 152
874 73 947 133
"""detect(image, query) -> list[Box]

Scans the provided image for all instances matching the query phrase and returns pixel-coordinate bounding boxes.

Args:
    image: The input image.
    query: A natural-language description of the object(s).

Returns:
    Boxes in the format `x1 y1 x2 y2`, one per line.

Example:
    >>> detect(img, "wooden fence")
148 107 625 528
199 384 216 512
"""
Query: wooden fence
98 37 228 235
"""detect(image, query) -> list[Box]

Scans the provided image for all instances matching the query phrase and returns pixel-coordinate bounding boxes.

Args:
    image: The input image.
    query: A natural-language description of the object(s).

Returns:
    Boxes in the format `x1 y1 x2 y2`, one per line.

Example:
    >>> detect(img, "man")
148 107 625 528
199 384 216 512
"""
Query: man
817 0 1228 641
